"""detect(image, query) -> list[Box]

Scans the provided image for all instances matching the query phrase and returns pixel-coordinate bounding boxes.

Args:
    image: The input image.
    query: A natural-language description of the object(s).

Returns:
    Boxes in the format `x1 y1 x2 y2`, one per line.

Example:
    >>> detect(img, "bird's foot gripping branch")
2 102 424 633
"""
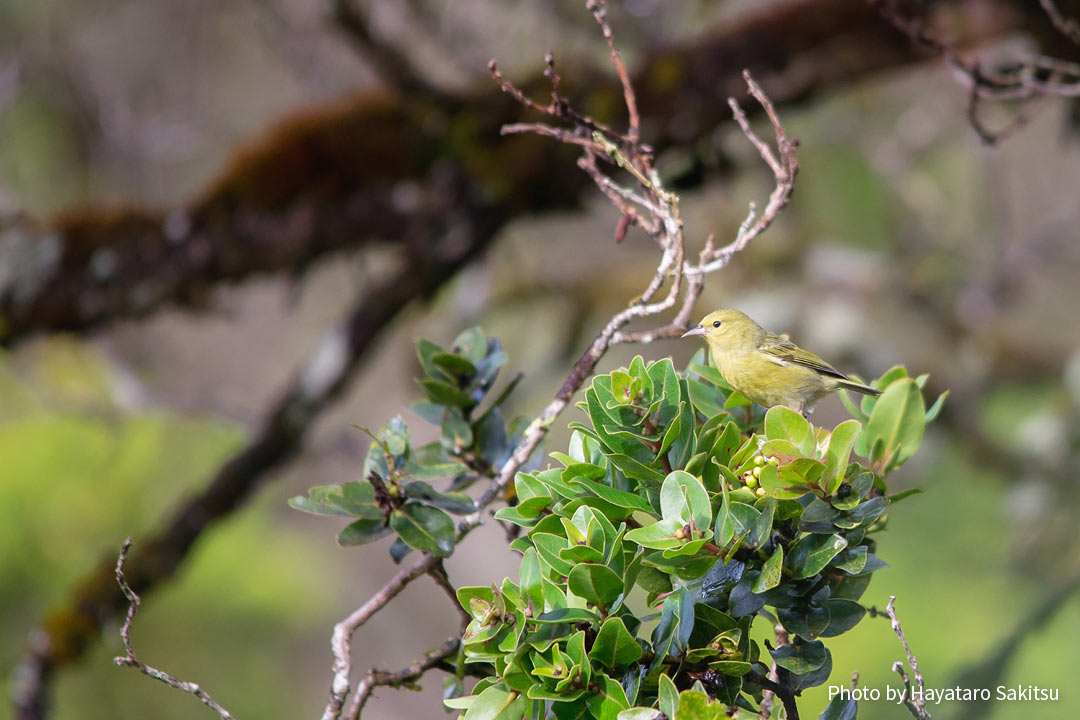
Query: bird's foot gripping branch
450 350 945 720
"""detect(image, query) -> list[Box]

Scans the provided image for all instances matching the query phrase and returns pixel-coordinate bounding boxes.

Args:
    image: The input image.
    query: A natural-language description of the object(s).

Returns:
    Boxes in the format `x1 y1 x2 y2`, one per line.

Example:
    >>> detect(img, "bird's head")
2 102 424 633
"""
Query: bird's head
681 309 765 351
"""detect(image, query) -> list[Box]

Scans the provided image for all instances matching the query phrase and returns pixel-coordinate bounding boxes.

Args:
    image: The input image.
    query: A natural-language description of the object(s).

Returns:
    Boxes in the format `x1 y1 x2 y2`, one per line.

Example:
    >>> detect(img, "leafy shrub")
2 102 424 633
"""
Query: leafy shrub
292 330 945 719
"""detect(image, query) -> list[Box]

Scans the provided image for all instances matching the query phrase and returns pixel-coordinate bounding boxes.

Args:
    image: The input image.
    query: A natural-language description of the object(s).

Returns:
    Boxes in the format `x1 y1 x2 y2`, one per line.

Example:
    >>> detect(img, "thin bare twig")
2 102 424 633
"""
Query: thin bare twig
112 539 236 720
884 596 931 720
1040 0 1080 45
348 636 461 720
587 0 641 143
872 0 1080 144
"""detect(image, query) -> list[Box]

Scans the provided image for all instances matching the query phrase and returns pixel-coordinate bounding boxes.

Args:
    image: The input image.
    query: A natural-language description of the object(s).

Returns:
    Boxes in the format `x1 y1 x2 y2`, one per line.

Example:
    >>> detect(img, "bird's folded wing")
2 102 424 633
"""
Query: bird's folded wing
759 334 849 380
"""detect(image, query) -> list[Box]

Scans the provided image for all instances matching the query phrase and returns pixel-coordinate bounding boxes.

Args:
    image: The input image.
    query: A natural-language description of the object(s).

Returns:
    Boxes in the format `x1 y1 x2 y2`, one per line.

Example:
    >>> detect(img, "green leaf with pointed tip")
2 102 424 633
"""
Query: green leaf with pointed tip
566 476 653 513
770 640 828 674
337 517 390 546
390 503 455 557
604 452 666 485
925 389 949 423
753 545 783 592
589 617 643 669
823 420 861 495
788 533 848 579
856 378 925 472
658 674 679 720
765 406 815 456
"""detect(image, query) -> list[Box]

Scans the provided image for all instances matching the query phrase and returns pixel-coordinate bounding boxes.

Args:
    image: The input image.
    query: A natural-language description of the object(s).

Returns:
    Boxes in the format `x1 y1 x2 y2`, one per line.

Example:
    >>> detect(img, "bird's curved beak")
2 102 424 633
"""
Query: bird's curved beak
681 325 706 338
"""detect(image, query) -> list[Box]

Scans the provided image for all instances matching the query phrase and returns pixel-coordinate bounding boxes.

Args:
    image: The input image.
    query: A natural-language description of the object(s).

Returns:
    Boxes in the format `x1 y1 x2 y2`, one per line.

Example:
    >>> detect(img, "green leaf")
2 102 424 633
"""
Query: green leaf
676 690 729 720
566 476 653 513
589 617 643 669
820 599 866 638
746 498 775 549
752 545 783 592
451 327 488 364
788 533 848 579
616 710 660 720
819 694 857 720
658 674 679 720
337 517 391 546
925 389 949 423
422 379 474 409
765 406 815 456
823 420 861 495
402 481 476 514
586 674 630 720
532 533 576 577
758 464 812 499
604 452 666 485
856 378 925 472
441 406 474 451
289 481 383 519
534 608 600 625
888 487 923 503
463 685 526 720
390 503 455 557
417 339 451 383
519 548 544 615
432 351 477 379
660 470 712 532
770 640 828 674
568 563 623 611
624 518 684 550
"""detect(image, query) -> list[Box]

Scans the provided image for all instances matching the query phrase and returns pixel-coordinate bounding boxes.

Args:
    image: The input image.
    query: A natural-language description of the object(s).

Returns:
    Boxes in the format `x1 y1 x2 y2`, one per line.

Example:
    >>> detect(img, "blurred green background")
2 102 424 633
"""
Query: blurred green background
2 1 1079 719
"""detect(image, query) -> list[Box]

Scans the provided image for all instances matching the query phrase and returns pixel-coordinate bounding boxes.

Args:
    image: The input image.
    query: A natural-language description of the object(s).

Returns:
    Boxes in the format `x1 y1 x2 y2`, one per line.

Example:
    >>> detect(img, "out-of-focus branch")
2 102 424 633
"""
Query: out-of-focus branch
328 0 436 96
950 570 1080 720
872 0 1080 144
1040 0 1080 45
12 212 495 720
112 539 235 720
0 0 1034 348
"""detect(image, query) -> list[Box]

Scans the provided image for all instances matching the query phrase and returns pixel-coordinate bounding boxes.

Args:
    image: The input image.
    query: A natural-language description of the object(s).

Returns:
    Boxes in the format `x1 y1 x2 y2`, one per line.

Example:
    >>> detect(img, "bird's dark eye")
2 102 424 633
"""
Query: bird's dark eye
712 320 721 328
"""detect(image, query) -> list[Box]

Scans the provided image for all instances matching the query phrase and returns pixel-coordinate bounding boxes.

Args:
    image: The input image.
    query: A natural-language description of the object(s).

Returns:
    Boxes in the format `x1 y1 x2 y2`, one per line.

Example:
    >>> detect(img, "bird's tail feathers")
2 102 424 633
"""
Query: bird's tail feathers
837 378 882 397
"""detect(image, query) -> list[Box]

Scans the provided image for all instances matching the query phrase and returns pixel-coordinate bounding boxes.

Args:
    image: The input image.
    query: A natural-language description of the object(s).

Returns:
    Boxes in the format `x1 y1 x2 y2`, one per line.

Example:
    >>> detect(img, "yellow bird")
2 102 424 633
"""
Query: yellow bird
681 309 881 416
